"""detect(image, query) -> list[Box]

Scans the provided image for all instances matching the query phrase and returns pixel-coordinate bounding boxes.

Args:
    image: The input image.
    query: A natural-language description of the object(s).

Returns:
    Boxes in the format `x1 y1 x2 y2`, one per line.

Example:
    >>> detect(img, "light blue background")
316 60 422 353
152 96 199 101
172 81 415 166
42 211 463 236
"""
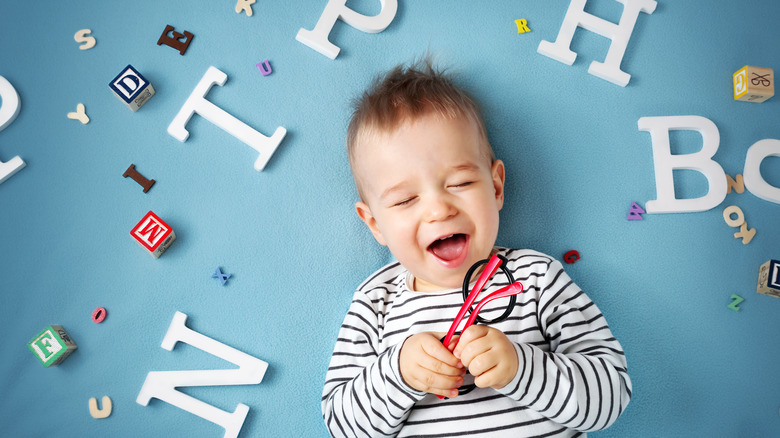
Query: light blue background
1 1 779 436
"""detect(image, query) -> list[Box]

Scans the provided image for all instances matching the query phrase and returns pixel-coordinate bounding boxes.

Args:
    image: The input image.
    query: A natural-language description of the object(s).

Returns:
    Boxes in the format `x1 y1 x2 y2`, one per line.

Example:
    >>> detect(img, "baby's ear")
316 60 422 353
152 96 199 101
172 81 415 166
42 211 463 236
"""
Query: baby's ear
355 202 387 246
491 159 506 210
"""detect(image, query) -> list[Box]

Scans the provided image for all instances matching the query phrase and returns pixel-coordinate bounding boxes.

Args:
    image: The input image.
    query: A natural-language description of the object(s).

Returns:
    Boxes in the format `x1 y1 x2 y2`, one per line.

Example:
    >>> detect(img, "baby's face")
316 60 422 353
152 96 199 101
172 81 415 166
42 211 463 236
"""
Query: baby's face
354 112 505 291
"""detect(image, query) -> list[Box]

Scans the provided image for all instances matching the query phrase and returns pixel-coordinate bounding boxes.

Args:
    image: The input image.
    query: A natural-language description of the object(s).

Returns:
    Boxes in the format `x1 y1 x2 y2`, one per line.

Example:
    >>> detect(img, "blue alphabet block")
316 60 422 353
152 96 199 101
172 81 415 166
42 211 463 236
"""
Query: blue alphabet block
109 65 155 112
757 259 780 298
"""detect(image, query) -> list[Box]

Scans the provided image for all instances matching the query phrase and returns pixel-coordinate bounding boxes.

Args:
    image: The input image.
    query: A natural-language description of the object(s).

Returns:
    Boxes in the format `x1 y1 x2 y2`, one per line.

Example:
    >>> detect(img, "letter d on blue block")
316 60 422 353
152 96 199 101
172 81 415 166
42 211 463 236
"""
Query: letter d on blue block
109 65 155 112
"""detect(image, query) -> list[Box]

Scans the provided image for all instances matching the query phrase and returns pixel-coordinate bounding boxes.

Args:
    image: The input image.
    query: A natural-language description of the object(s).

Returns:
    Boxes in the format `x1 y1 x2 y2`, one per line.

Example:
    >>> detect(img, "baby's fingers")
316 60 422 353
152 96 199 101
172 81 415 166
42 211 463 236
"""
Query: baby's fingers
422 334 463 369
470 348 518 390
419 353 465 379
410 372 463 398
473 365 502 389
452 325 490 359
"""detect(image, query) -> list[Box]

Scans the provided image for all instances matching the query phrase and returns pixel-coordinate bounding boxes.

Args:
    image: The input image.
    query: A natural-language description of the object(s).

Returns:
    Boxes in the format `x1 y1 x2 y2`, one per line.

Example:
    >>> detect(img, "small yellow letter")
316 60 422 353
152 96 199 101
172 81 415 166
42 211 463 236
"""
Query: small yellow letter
515 19 530 33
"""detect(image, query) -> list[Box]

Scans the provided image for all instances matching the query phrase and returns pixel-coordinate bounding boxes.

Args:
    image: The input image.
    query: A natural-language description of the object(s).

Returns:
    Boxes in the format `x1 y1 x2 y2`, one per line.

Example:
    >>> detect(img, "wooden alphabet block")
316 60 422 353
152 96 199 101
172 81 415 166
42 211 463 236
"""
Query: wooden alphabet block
28 325 77 367
109 65 155 112
130 211 175 258
757 259 780 298
733 66 774 103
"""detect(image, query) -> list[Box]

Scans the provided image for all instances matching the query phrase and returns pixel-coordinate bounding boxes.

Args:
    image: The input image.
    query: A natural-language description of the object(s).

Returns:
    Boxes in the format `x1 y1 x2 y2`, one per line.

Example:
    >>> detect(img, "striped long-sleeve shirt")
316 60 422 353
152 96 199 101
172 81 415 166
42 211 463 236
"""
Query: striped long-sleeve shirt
322 248 631 437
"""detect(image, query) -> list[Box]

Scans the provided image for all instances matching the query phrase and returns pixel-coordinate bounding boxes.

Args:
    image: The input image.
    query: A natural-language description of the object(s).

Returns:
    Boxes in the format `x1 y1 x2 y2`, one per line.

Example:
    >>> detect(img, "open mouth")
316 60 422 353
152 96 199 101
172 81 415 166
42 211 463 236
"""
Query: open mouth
427 233 469 265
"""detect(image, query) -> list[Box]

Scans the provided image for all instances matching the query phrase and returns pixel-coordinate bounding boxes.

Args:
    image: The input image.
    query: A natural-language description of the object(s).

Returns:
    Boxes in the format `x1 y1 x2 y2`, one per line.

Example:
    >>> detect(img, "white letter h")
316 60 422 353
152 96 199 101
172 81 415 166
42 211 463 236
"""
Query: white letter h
538 0 657 87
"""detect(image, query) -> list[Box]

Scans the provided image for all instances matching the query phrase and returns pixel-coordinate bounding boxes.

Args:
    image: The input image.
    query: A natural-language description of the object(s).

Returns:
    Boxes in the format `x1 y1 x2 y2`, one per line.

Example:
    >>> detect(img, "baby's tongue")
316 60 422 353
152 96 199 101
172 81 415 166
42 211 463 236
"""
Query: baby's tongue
429 234 467 261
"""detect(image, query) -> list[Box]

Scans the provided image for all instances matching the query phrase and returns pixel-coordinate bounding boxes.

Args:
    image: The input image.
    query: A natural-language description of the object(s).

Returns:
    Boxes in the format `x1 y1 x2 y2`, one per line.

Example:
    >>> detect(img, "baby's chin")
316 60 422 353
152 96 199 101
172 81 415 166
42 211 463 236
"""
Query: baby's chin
412 272 465 292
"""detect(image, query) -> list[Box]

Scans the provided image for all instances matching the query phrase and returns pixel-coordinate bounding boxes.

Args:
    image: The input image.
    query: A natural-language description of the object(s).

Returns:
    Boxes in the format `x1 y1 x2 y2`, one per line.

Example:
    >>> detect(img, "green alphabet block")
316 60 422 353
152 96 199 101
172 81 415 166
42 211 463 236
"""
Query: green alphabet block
28 325 77 367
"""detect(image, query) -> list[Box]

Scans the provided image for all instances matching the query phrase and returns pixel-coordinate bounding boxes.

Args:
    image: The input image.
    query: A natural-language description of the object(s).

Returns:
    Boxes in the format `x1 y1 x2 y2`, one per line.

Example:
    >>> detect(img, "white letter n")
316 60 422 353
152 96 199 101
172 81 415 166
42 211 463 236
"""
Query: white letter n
136 311 269 438
537 0 657 87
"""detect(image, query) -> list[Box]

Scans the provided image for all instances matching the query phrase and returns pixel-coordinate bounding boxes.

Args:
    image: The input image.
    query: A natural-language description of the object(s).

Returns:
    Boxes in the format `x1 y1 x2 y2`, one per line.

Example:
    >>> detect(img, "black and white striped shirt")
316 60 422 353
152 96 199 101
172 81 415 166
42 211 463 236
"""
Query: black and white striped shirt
322 248 631 437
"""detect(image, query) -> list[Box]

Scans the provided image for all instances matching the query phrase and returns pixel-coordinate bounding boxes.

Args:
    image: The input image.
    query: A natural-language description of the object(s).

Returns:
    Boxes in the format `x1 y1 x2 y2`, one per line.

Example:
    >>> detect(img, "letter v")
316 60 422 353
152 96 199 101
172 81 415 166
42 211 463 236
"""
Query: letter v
136 311 268 438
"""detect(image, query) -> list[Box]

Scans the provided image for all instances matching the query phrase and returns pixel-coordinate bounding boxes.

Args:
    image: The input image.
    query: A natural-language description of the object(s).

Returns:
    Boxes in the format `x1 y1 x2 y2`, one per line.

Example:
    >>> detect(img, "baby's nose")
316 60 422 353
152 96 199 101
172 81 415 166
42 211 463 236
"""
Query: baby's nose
424 195 457 222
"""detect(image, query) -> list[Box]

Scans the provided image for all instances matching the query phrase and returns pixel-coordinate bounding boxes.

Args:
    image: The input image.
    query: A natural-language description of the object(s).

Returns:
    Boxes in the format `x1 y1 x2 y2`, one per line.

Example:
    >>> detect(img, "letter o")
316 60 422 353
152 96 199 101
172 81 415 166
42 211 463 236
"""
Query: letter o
722 205 745 228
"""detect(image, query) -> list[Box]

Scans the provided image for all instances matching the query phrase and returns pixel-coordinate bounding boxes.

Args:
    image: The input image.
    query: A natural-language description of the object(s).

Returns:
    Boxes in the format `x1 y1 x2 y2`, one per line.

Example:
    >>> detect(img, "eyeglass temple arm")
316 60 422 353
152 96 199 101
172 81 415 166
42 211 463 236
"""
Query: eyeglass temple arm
460 282 524 334
441 254 503 350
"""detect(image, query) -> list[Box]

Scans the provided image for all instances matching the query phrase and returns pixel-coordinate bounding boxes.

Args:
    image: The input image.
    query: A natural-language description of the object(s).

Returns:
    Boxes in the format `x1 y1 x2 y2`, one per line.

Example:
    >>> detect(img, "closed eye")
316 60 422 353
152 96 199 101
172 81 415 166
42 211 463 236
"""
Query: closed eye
450 181 474 188
393 196 417 207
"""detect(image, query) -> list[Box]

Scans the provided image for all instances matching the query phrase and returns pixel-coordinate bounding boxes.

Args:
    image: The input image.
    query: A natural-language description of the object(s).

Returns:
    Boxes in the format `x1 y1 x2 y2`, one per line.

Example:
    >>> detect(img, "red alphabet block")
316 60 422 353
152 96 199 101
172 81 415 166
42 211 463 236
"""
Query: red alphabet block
130 211 176 258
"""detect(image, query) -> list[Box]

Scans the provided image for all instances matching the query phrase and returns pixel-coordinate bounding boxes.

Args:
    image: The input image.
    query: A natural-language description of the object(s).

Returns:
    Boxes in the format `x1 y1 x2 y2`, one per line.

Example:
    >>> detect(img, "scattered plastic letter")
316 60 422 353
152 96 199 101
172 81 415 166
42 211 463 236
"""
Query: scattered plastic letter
89 396 112 419
515 19 530 33
722 205 745 228
157 25 194 55
637 116 727 213
537 0 657 86
743 139 780 204
0 75 25 184
627 202 645 220
722 205 755 244
212 267 231 286
92 307 107 323
136 311 268 438
74 29 96 50
256 59 272 76
563 250 580 264
235 0 255 16
727 294 744 312
168 66 287 171
67 103 90 124
296 0 398 59
123 164 155 193
726 174 745 194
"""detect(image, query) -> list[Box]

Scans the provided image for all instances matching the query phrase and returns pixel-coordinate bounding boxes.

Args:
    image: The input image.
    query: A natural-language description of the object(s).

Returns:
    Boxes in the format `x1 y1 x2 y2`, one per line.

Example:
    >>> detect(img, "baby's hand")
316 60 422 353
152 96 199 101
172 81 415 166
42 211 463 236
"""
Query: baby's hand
400 332 466 398
452 326 518 390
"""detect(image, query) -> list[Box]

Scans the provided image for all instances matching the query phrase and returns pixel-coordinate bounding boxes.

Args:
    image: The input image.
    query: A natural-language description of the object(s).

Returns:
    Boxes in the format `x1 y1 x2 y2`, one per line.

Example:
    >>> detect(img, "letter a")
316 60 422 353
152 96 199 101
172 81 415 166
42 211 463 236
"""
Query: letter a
0 75 25 184
538 0 657 86
638 116 727 213
136 311 268 438
296 0 398 59
168 66 287 171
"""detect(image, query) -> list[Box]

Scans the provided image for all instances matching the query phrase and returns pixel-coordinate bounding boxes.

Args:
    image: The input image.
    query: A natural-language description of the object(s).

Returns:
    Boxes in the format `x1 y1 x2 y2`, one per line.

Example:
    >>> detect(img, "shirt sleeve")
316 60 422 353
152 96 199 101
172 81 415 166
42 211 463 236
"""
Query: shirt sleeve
322 291 426 437
496 259 632 432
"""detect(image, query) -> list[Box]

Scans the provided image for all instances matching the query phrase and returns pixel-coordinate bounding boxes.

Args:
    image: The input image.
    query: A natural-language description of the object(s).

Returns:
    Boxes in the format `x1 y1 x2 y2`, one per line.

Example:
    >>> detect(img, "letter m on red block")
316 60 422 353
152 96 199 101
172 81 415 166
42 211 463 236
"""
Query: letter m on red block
131 211 172 252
